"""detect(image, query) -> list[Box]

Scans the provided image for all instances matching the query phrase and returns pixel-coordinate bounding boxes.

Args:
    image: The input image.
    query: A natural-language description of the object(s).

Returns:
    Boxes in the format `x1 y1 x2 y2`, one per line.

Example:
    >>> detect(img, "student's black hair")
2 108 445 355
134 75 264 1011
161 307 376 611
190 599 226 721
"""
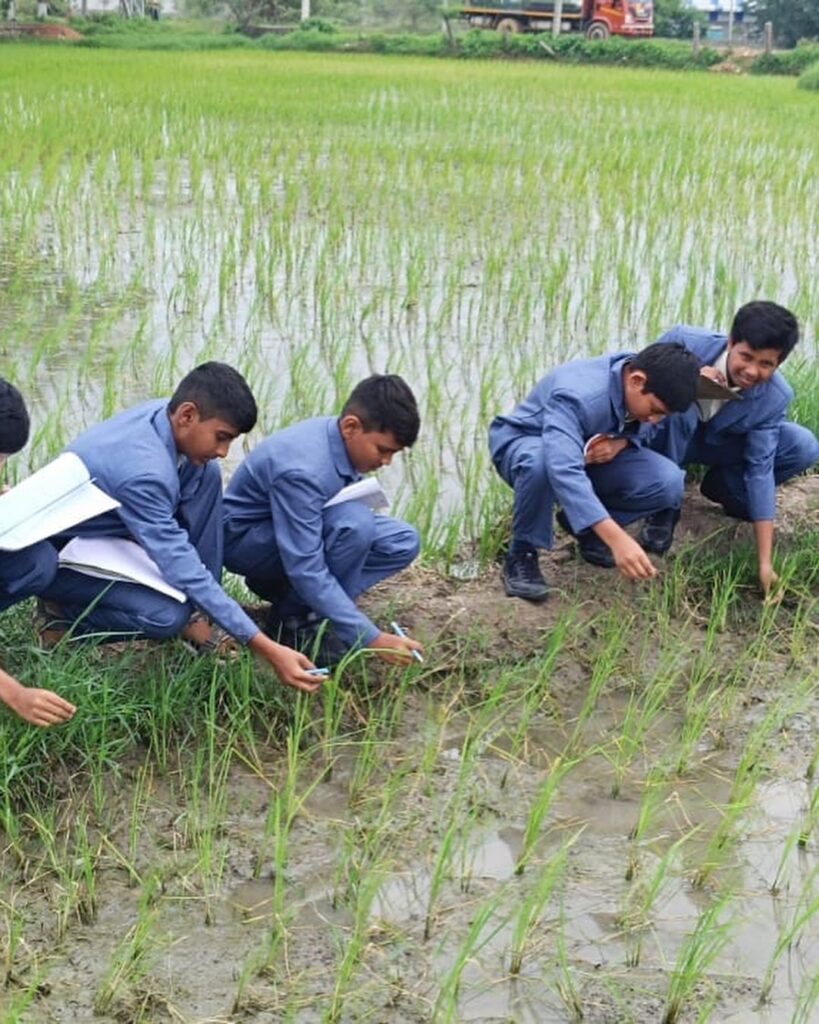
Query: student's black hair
0 378 30 455
730 301 799 361
628 342 701 413
341 374 420 448
169 362 257 434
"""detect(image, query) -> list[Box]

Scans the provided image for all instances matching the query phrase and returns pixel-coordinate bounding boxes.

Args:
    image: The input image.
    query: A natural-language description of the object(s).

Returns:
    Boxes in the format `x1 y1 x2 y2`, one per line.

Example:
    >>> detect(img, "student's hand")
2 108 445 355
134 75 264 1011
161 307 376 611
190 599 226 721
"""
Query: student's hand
700 366 727 387
249 633 325 694
9 686 76 727
609 534 658 581
585 437 628 466
759 563 782 604
369 632 424 665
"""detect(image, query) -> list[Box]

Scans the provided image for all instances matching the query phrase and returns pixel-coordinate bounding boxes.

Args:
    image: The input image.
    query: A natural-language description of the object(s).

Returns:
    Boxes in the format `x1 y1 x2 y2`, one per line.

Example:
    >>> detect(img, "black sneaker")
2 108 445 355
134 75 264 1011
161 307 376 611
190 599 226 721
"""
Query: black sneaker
700 469 752 521
271 615 348 668
556 509 614 569
638 508 681 555
502 550 550 602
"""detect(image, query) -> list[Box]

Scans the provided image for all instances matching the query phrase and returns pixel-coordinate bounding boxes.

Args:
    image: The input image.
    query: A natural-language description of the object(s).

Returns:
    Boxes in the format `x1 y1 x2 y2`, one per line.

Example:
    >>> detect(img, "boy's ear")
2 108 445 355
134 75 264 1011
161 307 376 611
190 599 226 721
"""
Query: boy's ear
625 369 648 394
339 413 364 440
171 401 200 428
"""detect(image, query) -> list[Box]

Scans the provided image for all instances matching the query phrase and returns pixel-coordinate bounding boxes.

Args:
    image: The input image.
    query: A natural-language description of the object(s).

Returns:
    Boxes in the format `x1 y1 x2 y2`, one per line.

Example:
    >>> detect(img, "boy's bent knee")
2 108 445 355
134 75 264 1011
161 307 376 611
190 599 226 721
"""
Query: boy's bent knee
324 502 377 549
781 424 819 475
138 600 192 640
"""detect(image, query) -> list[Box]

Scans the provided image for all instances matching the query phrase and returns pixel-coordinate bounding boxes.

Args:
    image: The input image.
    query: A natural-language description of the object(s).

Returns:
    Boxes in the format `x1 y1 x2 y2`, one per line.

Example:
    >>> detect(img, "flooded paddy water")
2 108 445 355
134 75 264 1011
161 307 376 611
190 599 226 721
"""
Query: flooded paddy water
1 48 818 1023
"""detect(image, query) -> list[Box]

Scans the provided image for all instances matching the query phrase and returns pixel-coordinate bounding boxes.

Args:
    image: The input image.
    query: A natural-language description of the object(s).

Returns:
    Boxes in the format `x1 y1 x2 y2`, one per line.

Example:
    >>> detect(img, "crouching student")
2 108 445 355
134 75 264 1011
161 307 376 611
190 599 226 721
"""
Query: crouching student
489 342 703 601
639 301 819 597
222 374 424 665
38 363 322 694
0 379 76 726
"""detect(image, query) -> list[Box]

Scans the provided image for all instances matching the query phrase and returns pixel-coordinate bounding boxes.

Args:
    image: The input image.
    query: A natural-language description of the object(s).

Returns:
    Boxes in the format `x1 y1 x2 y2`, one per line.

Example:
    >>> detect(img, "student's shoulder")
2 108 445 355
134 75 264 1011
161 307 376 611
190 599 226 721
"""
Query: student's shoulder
70 401 168 473
251 417 334 468
656 325 726 358
545 353 617 400
764 370 794 407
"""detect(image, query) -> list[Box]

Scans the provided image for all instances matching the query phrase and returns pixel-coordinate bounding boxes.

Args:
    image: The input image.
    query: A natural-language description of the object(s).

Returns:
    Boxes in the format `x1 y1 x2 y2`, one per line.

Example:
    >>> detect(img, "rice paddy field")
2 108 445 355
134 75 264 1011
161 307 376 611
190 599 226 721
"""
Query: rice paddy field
1 46 818 1023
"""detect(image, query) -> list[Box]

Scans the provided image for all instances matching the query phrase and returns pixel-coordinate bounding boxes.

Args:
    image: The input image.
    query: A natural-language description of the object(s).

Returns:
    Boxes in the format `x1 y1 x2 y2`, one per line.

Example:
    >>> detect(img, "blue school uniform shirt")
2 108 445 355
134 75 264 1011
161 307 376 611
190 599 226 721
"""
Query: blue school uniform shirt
489 352 639 534
654 326 794 522
223 416 380 648
64 400 258 644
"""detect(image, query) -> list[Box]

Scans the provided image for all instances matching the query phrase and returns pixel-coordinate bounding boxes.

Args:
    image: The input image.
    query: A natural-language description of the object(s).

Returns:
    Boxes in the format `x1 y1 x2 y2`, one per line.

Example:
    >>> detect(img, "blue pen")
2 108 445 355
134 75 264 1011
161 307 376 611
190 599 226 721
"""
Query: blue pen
390 621 424 663
307 667 330 677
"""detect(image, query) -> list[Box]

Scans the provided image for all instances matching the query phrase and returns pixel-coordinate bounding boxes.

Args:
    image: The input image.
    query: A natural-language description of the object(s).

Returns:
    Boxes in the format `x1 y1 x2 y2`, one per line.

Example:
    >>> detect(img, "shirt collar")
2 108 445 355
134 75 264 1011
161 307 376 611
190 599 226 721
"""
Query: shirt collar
610 354 632 432
329 418 359 482
152 402 181 467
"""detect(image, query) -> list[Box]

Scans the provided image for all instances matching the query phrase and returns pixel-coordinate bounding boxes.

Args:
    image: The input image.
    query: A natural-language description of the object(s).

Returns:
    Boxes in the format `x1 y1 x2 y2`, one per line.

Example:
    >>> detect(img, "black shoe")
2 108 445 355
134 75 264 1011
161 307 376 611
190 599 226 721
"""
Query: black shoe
273 615 348 668
638 508 681 555
556 509 614 569
700 469 752 521
502 550 550 602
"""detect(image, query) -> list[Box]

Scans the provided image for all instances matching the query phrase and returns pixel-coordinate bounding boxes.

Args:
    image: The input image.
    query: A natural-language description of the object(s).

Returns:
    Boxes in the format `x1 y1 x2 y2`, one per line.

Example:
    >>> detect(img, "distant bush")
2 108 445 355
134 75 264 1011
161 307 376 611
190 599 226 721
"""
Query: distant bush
797 59 819 89
751 40 819 75
258 28 722 69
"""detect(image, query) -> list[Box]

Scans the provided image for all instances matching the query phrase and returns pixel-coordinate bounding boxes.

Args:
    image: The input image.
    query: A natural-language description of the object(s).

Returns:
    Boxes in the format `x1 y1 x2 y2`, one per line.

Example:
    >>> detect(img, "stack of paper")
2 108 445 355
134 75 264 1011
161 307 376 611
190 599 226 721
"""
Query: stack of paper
324 477 390 511
58 537 187 602
0 452 120 551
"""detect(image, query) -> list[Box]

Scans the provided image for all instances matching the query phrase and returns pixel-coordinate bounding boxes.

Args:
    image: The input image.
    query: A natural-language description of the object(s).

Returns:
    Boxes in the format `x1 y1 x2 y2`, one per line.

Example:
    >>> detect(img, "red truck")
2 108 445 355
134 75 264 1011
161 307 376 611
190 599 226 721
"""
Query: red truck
458 0 654 39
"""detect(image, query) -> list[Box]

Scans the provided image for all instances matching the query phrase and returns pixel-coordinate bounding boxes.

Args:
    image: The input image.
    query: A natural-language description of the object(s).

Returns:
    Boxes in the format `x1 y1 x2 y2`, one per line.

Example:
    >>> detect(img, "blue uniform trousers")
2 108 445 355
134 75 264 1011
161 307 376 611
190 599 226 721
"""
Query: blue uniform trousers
497 439 685 550
230 503 420 621
0 542 58 613
647 415 819 519
41 463 224 641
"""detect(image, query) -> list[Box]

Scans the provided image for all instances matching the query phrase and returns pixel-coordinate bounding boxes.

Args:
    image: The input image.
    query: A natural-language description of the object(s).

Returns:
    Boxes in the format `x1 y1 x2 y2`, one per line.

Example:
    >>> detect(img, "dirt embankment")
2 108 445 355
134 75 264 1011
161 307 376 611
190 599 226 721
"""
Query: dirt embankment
362 475 819 668
0 22 83 40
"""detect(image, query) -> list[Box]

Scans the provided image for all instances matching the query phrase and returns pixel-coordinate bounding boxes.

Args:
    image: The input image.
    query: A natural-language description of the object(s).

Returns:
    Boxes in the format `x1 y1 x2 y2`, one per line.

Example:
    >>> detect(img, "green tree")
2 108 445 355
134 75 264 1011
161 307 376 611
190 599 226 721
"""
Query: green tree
653 0 706 38
749 0 819 46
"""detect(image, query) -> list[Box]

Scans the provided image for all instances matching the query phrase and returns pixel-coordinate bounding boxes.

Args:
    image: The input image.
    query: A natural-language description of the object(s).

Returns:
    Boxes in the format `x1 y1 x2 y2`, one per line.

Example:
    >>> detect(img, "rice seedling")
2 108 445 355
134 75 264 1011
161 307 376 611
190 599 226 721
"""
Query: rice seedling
759 870 819 1005
508 829 578 976
660 897 735 1024
515 755 580 876
93 871 166 1015
324 864 389 1024
432 893 507 1023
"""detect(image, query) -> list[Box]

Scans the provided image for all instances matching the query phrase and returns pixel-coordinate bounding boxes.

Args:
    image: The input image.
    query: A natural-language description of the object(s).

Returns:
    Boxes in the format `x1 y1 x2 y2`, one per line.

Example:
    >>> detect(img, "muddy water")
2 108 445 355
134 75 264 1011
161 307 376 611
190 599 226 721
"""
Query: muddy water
2 667 817 1024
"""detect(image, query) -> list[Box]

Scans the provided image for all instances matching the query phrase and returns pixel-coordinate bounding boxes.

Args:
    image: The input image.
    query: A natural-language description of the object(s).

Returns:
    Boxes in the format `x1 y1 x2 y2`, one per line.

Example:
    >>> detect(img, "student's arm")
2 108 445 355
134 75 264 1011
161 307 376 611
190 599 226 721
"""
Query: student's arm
268 472 383 650
114 476 322 693
743 418 784 597
542 392 611 534
754 520 778 598
0 665 76 727
543 394 657 580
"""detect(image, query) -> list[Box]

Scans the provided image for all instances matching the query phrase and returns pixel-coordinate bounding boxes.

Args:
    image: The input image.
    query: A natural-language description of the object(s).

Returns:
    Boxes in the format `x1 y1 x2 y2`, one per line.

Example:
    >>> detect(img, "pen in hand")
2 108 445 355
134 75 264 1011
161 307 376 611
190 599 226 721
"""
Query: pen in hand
390 621 424 663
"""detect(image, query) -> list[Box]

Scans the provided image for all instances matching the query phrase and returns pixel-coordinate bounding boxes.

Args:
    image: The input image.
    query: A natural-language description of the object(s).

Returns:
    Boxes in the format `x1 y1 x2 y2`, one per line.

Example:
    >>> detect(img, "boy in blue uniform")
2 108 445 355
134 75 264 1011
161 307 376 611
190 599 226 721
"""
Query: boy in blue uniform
0 379 76 726
223 374 423 664
489 342 703 601
40 363 322 694
639 301 819 597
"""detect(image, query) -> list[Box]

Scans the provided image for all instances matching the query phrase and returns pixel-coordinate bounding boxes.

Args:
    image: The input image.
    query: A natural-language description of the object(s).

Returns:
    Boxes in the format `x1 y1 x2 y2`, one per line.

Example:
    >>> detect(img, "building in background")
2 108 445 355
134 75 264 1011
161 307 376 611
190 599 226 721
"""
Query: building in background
686 0 753 42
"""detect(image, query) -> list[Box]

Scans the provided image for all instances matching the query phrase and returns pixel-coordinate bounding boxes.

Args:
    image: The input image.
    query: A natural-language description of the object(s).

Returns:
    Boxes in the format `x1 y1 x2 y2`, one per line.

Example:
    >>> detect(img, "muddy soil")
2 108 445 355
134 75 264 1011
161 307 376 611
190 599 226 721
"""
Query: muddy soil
1 477 817 1024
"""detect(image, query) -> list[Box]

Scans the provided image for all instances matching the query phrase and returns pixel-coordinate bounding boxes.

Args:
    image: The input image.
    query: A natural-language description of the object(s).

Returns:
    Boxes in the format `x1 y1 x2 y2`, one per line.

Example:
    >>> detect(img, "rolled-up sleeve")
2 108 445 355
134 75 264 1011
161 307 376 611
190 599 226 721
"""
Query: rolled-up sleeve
269 471 378 648
116 475 259 644
542 392 609 534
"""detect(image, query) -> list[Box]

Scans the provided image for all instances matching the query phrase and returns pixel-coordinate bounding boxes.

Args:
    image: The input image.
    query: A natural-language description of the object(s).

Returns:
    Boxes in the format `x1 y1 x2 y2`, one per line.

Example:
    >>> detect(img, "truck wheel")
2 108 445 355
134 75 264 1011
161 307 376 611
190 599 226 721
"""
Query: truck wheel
585 20 610 40
496 17 522 33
